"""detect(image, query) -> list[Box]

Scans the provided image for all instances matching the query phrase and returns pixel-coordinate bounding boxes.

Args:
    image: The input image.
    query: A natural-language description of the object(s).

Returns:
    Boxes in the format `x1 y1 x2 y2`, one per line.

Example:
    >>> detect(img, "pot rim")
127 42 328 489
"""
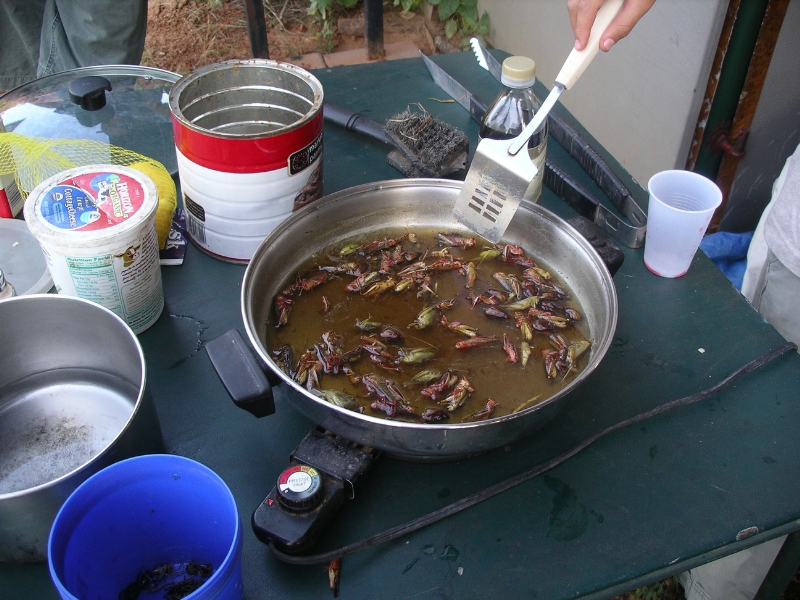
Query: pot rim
0 294 148 500
168 58 324 140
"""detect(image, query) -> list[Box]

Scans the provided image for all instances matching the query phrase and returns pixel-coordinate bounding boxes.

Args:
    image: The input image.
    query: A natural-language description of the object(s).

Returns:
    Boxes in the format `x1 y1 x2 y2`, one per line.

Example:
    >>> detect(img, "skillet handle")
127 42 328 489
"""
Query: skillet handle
566 215 624 277
206 329 276 418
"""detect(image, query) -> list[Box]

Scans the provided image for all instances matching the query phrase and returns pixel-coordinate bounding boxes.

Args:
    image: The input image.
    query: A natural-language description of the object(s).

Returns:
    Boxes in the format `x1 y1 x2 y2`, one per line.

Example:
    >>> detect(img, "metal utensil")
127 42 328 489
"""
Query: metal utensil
453 0 624 242
422 48 646 248
420 52 616 244
468 36 646 247
420 52 488 124
470 38 501 82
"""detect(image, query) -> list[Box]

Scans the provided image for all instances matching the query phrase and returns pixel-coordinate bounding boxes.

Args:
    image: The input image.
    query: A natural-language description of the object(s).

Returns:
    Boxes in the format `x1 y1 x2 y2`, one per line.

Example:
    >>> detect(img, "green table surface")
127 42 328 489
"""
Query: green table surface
4 51 800 600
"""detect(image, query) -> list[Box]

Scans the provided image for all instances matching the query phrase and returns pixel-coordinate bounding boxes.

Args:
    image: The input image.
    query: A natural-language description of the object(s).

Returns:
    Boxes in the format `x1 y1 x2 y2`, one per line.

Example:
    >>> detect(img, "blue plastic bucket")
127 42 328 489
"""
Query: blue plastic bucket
48 454 243 600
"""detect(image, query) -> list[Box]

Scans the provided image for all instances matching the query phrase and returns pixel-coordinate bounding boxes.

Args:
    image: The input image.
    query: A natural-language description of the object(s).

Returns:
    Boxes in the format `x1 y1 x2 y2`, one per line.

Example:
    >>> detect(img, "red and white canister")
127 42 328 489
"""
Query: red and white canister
169 59 324 263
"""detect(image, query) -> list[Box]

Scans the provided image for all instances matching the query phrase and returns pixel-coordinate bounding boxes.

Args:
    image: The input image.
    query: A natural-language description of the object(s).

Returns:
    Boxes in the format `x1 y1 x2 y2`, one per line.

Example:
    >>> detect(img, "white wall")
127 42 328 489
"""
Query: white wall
478 0 727 189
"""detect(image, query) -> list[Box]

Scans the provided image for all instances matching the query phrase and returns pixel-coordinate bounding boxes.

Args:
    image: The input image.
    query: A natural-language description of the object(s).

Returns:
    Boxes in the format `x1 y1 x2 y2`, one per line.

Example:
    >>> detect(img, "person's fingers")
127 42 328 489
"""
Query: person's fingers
599 0 656 51
567 0 605 50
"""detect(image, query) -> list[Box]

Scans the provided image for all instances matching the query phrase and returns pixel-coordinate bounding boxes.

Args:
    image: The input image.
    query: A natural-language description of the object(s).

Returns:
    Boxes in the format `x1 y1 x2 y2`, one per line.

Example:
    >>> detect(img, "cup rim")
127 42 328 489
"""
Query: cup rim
647 169 723 214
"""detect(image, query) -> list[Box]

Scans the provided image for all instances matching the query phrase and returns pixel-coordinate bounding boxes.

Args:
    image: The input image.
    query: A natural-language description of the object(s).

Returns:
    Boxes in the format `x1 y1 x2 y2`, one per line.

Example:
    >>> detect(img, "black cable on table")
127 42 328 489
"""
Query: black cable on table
269 341 798 566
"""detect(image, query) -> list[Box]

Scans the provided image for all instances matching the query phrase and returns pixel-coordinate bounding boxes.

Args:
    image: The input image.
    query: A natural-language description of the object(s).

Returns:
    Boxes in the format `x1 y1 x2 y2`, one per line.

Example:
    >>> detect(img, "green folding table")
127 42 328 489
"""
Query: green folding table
4 51 800 600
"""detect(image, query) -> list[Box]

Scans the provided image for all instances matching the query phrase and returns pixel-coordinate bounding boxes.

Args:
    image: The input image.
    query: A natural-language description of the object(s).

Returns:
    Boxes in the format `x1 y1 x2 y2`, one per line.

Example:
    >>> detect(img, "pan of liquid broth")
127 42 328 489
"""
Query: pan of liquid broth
234 179 617 461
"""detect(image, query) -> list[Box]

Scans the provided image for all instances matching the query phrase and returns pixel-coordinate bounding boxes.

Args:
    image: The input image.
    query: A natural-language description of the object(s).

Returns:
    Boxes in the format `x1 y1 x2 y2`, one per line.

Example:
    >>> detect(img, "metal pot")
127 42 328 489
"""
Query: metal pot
0 295 163 562
240 179 617 460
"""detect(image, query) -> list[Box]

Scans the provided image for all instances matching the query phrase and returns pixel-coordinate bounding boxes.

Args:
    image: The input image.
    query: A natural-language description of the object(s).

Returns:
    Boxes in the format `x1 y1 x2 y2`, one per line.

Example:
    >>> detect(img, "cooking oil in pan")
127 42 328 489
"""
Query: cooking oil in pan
265 228 590 422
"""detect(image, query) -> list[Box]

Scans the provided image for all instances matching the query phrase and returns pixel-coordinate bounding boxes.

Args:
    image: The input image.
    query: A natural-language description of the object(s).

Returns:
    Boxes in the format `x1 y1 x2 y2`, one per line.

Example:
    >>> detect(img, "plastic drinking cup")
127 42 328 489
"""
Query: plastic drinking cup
48 454 243 600
643 170 723 278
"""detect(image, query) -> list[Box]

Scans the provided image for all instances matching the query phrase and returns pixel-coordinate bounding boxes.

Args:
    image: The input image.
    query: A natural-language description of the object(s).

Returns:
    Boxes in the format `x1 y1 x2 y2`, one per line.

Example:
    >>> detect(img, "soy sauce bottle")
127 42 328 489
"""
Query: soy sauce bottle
479 55 548 203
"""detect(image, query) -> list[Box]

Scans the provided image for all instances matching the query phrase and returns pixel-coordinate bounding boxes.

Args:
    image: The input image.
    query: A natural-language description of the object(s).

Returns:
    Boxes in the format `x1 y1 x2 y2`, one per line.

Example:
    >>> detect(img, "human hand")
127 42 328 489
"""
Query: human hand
567 0 656 52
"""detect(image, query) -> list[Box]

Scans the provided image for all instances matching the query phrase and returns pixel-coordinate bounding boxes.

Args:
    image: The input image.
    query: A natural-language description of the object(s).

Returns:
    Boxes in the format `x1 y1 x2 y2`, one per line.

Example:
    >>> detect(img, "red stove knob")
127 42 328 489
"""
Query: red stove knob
276 465 324 511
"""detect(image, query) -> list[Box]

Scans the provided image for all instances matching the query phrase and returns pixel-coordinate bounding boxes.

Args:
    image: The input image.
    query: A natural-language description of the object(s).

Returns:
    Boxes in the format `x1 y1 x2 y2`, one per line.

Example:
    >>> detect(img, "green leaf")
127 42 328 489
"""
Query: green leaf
460 0 477 6
427 0 441 4
308 0 332 20
400 0 422 12
438 0 460 21
444 17 458 38
458 4 478 22
338 0 360 6
461 13 477 29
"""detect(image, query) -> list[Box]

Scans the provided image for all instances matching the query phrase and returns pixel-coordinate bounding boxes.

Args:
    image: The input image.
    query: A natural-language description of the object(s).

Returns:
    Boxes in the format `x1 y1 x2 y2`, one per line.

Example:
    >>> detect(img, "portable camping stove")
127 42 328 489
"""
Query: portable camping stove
251 428 378 554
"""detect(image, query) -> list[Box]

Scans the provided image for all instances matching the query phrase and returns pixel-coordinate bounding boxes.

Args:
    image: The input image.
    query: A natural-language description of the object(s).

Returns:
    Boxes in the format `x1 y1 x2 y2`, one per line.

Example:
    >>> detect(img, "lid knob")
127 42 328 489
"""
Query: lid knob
68 76 113 111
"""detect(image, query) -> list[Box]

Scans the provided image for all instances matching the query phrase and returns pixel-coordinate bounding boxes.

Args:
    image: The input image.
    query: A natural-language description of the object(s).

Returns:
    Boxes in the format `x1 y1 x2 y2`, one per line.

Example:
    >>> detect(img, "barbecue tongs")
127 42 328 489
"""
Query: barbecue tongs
432 39 647 248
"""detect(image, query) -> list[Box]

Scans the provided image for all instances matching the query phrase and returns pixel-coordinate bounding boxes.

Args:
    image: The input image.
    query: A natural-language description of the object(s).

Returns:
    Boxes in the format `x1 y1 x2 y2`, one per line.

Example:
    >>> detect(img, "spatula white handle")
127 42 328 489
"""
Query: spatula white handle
507 0 623 156
555 0 624 89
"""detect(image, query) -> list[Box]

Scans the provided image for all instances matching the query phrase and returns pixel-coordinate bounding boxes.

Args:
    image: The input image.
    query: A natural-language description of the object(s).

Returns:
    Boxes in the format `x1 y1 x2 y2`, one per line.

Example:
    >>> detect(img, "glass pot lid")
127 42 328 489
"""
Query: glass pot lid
0 65 180 175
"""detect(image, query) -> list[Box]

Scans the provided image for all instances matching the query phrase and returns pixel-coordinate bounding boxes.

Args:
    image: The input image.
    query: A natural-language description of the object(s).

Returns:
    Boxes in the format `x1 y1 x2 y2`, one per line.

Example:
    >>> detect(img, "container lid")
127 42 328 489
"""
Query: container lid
0 65 180 175
0 218 53 295
24 165 159 245
501 56 537 89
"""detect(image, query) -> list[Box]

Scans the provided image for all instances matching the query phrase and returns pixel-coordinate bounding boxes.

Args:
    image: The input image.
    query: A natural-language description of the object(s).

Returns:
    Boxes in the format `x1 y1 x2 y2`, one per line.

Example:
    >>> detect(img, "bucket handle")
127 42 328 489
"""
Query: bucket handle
206 329 277 418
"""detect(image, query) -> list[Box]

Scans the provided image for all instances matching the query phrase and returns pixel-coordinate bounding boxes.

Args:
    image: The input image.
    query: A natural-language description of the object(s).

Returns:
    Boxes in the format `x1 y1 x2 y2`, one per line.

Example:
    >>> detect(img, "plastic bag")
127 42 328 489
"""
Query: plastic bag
0 132 176 249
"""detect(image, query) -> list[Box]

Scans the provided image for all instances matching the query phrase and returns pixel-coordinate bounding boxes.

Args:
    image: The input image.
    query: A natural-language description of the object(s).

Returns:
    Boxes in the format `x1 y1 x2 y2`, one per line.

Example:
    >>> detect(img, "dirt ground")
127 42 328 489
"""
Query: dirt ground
142 0 446 74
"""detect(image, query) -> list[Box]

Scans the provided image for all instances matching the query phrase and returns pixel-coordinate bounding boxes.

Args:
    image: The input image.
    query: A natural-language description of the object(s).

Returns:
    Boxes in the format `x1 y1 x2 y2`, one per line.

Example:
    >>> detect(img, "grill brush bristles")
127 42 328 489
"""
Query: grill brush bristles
384 104 468 178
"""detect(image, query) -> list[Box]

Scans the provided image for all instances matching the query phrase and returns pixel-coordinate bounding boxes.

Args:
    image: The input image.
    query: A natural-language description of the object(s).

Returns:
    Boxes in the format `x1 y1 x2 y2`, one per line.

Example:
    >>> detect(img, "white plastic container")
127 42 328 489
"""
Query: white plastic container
23 165 164 333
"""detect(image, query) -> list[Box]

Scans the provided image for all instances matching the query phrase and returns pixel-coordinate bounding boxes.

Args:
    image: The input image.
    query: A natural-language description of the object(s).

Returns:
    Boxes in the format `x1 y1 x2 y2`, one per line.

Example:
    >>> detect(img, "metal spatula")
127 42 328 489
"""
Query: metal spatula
453 0 624 242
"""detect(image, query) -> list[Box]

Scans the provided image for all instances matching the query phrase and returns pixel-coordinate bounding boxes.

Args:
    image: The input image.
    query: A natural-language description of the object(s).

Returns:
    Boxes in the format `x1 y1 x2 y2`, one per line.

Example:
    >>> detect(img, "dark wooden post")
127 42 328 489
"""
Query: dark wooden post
364 0 385 60
244 0 270 59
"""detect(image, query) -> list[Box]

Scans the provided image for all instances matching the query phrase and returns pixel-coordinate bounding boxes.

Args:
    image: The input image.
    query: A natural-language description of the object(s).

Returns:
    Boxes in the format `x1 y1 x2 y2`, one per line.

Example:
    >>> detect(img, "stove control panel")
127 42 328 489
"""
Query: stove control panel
276 464 324 511
252 428 377 554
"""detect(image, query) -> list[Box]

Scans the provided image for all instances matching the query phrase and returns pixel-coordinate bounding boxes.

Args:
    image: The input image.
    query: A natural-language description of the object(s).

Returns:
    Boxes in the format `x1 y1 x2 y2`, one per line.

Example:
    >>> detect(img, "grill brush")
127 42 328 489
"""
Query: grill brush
324 103 468 178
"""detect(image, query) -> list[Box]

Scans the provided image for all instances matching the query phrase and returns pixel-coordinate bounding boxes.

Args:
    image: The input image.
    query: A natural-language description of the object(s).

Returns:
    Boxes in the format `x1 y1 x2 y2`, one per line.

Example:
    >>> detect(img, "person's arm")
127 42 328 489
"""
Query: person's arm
567 0 656 51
